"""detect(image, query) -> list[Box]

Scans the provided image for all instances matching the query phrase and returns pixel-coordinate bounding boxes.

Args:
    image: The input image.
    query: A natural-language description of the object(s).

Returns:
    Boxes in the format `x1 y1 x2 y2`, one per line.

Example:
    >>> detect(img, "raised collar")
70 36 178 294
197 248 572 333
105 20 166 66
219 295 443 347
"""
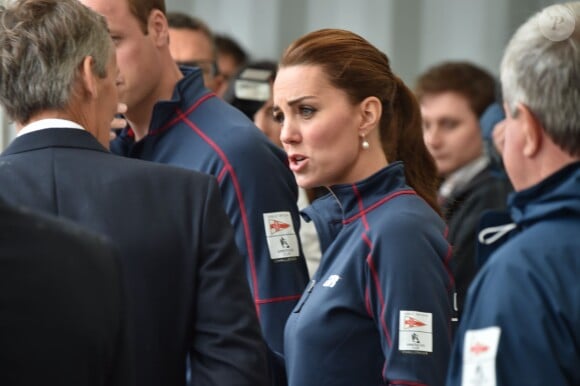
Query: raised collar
147 66 213 133
509 161 580 225
327 161 415 224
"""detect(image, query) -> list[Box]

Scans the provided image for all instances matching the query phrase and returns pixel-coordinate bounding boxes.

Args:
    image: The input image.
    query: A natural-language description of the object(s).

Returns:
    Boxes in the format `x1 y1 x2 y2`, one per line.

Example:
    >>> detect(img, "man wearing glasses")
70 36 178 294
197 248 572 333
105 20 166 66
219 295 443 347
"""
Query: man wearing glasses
167 12 222 93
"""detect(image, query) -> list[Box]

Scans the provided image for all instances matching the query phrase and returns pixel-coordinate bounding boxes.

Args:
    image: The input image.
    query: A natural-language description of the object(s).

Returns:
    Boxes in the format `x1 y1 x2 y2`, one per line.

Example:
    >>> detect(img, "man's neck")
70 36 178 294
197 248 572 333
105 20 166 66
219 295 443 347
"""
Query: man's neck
125 61 183 141
125 107 152 141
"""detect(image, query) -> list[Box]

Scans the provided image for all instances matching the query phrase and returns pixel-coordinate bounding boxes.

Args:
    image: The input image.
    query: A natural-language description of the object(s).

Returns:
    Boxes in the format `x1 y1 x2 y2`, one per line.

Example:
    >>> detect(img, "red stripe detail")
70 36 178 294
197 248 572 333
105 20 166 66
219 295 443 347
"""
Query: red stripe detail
443 226 455 290
148 93 216 137
255 294 303 305
216 166 228 183
382 362 388 384
176 110 261 318
352 184 370 231
364 286 372 317
363 233 392 347
343 190 416 225
389 381 428 386
126 126 135 138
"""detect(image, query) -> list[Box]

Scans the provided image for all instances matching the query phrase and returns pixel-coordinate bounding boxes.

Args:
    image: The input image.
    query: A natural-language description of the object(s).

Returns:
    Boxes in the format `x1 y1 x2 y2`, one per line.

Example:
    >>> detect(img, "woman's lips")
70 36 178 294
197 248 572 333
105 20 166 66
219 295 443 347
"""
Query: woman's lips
288 154 308 173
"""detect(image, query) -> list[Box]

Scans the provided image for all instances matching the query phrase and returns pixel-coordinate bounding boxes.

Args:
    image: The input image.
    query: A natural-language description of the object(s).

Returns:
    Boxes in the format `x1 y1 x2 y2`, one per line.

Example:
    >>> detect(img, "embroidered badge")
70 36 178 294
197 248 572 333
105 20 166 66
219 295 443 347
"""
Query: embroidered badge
399 310 433 353
461 326 501 386
263 211 299 261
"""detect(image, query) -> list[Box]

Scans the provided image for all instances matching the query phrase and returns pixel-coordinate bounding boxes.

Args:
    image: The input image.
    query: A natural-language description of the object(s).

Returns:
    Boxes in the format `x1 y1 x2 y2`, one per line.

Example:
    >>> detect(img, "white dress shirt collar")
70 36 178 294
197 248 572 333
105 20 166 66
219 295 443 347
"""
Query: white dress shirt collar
17 119 84 137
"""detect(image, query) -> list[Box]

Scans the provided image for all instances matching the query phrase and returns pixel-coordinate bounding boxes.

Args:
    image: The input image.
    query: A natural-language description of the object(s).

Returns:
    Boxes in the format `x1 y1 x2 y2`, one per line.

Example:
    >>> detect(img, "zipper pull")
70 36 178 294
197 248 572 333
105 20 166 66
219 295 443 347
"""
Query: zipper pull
294 279 316 313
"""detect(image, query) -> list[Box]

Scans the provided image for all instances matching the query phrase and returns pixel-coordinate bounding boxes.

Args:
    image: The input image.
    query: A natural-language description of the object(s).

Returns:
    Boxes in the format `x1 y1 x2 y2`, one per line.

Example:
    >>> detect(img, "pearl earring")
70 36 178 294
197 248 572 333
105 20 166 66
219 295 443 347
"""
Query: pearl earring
361 135 370 150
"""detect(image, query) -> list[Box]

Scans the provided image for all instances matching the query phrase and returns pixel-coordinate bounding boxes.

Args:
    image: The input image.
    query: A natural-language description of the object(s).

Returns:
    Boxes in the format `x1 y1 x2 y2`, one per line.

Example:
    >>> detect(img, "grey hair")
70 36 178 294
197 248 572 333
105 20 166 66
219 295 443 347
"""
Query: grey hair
0 0 112 123
500 2 580 157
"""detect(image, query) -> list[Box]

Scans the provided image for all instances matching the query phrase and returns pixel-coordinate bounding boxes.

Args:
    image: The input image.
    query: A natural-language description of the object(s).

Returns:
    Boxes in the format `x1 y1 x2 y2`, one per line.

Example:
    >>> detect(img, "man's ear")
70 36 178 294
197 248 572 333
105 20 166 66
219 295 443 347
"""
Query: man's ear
518 103 543 158
148 9 169 47
358 96 382 135
79 56 97 99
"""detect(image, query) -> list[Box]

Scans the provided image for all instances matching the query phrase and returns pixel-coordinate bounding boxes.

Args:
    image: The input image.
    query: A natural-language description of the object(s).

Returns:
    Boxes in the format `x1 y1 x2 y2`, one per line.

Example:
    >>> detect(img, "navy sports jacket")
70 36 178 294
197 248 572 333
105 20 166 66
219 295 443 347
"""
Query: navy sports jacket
111 68 309 357
447 162 580 386
285 162 454 386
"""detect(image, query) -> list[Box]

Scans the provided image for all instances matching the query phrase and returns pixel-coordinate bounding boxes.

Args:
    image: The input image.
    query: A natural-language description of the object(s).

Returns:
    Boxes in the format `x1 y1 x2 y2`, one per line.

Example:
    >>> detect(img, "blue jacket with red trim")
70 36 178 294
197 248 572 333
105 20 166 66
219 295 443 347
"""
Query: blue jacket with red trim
110 68 309 358
446 162 580 386
301 192 343 253
284 162 454 386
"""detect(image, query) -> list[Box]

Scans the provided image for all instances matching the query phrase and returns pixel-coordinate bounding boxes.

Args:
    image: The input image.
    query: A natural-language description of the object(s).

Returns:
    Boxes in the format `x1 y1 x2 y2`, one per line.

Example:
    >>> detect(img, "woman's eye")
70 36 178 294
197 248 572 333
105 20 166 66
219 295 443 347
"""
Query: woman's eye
272 112 284 124
441 119 459 130
299 106 316 118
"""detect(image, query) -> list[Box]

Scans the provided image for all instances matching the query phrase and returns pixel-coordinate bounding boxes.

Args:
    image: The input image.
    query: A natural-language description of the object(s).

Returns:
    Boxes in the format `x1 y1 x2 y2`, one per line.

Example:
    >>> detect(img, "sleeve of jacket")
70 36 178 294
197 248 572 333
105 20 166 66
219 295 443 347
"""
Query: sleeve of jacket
189 176 269 386
216 134 310 354
447 243 580 386
365 209 453 386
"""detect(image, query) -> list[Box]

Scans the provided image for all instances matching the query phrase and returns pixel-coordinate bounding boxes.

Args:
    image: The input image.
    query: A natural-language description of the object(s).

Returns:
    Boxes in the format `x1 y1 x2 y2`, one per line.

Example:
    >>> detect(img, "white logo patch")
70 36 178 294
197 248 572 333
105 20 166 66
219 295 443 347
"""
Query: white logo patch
461 326 501 386
263 212 299 261
399 310 433 353
322 274 341 288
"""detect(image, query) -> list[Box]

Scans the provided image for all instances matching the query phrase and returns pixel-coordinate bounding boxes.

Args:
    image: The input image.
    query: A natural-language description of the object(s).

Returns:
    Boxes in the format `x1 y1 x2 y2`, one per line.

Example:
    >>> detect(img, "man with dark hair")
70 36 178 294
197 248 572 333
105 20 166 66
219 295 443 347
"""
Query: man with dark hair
415 61 512 315
215 33 249 97
167 12 221 92
0 1 268 385
80 1 310 380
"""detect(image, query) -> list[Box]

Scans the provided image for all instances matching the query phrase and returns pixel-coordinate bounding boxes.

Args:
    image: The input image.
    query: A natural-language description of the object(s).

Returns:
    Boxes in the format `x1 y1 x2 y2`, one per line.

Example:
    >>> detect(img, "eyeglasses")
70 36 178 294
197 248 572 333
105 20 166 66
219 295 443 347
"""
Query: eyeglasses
176 60 219 78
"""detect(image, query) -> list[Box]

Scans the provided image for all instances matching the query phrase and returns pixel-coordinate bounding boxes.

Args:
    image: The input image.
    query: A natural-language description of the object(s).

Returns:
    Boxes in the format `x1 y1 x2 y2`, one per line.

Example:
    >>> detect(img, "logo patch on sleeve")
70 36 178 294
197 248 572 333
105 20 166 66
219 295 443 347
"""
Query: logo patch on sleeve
461 326 501 386
398 310 433 353
263 212 299 261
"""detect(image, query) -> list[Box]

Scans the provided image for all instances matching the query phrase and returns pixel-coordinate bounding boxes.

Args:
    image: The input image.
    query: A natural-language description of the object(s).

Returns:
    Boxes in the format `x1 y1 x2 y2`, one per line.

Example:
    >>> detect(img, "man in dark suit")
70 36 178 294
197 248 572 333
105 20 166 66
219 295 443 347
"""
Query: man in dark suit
0 1 268 385
0 198 132 386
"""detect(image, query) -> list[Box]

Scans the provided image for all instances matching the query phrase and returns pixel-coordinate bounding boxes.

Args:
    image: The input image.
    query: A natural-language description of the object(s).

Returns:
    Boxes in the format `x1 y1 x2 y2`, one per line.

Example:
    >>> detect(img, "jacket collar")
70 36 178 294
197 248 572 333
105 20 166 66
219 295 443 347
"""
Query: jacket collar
477 161 580 266
509 161 580 226
327 161 415 223
2 128 108 156
111 66 211 148
148 66 211 132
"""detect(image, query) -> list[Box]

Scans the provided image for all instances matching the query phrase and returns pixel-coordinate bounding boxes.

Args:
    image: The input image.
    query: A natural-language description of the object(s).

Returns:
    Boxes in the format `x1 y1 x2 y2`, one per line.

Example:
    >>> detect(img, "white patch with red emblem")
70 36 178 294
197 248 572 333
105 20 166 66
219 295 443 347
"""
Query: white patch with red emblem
461 326 501 386
263 211 299 261
399 310 433 353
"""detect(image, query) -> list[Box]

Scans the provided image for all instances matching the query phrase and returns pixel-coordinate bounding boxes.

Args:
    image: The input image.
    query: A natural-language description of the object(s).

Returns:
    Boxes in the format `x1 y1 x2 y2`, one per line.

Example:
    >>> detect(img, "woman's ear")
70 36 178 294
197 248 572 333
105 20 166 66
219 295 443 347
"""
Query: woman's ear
518 103 542 158
358 96 382 135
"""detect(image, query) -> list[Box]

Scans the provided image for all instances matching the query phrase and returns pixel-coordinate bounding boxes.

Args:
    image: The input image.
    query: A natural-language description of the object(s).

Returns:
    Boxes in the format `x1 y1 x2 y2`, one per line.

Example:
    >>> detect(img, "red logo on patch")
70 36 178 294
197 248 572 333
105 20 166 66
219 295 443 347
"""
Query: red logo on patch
470 342 489 355
269 220 290 233
404 316 426 328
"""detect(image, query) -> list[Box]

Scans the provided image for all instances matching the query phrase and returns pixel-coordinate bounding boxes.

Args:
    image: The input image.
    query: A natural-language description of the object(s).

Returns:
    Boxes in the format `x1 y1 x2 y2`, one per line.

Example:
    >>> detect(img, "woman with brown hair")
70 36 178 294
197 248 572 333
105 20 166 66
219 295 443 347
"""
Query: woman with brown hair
273 29 453 386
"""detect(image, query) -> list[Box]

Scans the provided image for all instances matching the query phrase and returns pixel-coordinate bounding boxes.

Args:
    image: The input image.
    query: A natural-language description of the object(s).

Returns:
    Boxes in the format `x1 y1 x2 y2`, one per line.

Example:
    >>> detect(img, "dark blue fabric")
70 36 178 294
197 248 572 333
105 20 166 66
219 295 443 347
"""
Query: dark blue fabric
0 198 132 386
0 129 269 386
479 102 508 178
110 68 309 364
447 162 580 386
300 192 343 253
285 162 454 386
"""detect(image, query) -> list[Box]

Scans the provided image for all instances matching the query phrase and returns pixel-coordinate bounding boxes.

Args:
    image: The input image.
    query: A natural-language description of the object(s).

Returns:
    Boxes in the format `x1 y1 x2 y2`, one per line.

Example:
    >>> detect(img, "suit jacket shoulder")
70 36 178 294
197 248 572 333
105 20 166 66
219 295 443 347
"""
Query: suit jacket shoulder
0 199 132 386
